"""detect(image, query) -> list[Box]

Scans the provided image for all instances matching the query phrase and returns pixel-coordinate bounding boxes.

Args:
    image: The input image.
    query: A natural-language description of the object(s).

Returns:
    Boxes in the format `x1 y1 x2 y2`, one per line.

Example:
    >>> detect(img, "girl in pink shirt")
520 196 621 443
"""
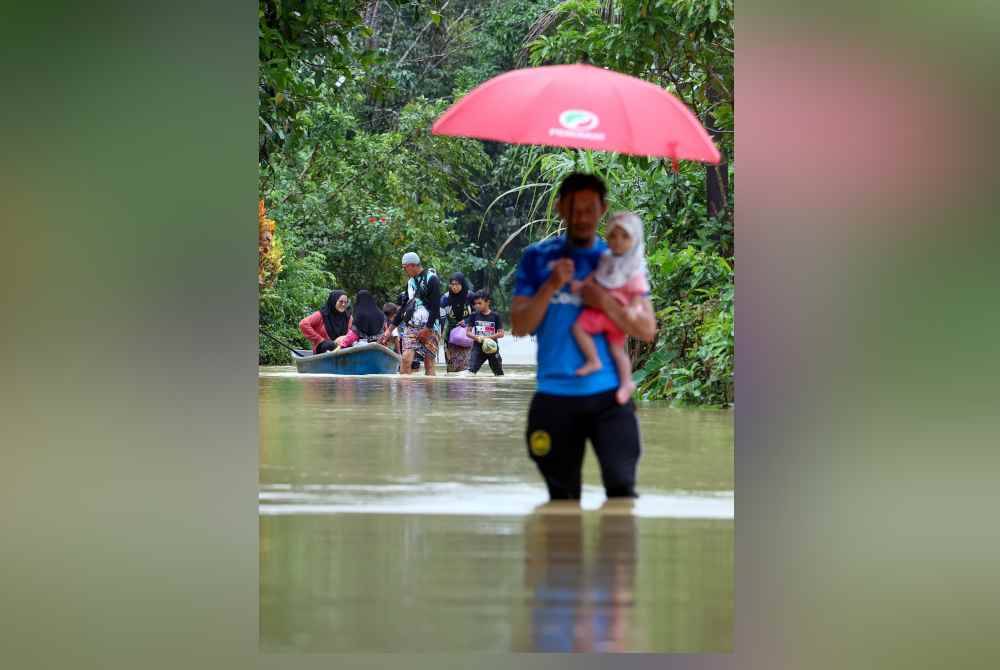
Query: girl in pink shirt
572 211 650 404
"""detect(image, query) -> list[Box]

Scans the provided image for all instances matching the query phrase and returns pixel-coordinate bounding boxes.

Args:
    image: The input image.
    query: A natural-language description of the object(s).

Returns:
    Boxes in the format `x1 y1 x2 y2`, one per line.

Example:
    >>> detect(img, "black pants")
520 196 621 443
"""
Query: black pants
526 390 641 500
469 347 503 375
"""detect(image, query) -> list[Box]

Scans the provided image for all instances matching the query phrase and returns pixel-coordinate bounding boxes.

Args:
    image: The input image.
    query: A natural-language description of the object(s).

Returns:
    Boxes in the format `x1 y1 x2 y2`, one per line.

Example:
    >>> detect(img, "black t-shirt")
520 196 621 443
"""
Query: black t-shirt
467 311 503 341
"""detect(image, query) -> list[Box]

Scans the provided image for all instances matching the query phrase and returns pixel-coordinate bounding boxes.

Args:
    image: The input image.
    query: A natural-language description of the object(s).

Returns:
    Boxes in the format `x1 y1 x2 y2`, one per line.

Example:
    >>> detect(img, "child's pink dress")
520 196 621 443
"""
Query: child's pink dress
576 272 650 345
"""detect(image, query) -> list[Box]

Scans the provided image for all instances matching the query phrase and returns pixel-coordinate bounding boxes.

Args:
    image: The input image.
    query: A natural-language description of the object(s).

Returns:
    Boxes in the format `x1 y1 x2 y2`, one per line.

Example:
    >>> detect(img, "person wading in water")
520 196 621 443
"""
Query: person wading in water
383 252 442 376
510 173 656 501
441 271 474 372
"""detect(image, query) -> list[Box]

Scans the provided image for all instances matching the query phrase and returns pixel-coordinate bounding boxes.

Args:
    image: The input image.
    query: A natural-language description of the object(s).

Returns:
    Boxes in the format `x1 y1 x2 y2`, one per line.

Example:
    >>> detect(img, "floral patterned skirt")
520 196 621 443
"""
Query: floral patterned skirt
445 343 471 372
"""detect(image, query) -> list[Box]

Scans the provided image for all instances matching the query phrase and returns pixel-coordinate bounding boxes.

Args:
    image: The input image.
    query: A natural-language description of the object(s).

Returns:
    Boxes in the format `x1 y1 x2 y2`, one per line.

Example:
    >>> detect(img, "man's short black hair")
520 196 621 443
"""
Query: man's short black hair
473 290 490 303
557 172 607 203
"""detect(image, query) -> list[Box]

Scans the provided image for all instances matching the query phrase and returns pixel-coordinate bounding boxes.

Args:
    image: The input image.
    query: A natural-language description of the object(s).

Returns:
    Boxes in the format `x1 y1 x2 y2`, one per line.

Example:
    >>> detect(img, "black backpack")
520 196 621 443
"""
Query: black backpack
399 270 436 324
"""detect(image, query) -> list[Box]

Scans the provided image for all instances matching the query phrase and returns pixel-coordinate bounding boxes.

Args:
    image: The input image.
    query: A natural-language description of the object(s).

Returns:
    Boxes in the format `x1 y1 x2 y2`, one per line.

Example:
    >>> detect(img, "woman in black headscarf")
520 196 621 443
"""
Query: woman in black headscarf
299 289 352 353
441 272 474 372
345 289 386 345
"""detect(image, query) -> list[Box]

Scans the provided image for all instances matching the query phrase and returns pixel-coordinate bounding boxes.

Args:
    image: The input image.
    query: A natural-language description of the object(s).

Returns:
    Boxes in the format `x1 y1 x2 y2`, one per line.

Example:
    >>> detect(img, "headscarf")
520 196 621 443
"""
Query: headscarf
445 272 472 323
593 212 646 289
319 290 350 341
351 290 385 338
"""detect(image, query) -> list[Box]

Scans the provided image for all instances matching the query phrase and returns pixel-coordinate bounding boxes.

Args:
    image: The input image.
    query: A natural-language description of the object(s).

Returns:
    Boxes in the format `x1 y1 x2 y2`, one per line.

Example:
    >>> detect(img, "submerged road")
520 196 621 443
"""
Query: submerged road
259 344 733 652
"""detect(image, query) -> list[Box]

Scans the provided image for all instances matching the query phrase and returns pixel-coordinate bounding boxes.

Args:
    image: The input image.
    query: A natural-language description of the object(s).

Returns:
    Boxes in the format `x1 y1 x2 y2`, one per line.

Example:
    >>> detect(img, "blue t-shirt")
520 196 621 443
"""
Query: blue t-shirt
513 235 618 396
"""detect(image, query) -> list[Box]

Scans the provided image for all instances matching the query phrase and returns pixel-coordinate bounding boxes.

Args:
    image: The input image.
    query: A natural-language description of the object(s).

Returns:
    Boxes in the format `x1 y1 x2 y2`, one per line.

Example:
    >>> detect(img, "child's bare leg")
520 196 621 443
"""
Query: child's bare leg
573 321 602 376
611 341 636 404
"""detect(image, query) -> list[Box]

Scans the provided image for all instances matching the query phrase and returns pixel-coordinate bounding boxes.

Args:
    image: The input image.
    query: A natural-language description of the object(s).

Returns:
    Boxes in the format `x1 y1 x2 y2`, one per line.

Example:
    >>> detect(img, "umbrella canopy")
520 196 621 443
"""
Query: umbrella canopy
432 63 720 164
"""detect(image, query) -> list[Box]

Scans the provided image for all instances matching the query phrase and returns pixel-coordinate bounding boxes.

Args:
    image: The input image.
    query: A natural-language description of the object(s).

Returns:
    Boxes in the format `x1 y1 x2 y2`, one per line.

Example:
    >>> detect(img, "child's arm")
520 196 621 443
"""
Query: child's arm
575 251 613 294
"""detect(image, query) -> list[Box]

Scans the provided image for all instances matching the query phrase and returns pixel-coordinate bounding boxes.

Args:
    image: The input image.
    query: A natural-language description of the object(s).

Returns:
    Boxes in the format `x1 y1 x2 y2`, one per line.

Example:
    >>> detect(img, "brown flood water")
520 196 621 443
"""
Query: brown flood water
260 362 733 652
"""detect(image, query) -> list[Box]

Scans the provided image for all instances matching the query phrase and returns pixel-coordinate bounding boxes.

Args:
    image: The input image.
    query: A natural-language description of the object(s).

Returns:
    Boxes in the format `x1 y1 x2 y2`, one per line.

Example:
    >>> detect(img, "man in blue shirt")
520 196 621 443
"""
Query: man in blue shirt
511 173 656 500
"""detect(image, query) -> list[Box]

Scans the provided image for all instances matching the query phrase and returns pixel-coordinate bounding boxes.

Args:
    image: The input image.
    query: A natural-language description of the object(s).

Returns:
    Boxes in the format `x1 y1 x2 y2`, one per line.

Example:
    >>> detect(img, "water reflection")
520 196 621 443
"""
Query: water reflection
518 500 638 652
295 375 501 406
259 367 733 651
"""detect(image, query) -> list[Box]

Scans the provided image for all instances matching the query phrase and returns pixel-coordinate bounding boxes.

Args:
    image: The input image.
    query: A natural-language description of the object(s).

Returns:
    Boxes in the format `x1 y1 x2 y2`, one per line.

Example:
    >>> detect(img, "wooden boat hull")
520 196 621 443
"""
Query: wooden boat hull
292 342 401 375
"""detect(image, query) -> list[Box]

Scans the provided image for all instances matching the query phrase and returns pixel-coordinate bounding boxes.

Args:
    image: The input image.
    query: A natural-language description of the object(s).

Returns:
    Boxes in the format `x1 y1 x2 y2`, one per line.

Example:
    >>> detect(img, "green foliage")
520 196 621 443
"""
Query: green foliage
263 95 491 302
258 241 337 365
514 0 734 405
259 0 374 163
636 246 733 405
257 0 735 407
261 2 562 359
526 0 734 158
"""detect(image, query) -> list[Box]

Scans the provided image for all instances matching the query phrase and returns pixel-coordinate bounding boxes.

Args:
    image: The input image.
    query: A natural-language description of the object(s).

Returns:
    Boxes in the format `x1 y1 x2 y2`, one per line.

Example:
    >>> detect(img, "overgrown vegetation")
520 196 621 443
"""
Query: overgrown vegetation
258 0 734 407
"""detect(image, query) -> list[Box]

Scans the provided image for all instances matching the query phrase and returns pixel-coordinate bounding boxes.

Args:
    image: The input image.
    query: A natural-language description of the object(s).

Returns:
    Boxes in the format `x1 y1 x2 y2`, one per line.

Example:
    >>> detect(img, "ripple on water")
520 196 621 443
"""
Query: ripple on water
259 482 733 519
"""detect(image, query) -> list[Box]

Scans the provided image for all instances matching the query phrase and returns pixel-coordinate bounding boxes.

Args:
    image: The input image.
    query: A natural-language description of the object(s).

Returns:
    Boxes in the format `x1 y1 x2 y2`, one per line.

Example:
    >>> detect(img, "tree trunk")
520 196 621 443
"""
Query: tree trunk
704 86 730 255
706 161 728 219
363 0 381 49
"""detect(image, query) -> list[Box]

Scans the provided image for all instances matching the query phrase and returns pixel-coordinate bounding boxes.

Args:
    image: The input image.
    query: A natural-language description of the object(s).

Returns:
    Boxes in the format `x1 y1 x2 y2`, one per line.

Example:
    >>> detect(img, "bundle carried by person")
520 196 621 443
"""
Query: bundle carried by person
448 320 474 348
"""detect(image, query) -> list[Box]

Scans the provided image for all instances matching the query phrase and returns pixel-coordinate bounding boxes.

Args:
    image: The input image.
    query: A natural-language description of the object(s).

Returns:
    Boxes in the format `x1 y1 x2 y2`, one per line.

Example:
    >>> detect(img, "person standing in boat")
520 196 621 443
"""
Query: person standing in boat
440 271 474 372
338 289 386 348
382 252 442 376
299 290 352 354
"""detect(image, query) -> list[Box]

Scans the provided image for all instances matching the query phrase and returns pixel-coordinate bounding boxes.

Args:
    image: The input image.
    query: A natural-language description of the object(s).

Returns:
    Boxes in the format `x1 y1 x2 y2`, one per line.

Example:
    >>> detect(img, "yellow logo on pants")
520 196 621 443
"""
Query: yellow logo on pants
529 430 551 457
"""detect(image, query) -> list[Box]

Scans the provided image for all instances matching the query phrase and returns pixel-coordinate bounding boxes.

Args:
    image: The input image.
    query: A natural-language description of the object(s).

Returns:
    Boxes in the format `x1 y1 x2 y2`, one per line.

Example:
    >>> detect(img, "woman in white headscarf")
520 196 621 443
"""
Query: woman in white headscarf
572 212 651 405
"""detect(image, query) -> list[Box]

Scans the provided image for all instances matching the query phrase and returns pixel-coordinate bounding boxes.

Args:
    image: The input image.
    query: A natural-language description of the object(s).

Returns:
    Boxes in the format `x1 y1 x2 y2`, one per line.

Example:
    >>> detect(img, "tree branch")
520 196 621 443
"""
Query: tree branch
409 44 475 63
396 0 450 68
297 147 317 180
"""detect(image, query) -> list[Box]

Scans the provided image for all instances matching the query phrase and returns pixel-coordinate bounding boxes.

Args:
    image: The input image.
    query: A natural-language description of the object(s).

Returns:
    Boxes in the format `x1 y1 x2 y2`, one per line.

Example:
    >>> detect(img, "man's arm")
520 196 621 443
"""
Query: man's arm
510 258 574 336
390 306 404 329
510 291 554 336
423 275 442 331
580 282 657 342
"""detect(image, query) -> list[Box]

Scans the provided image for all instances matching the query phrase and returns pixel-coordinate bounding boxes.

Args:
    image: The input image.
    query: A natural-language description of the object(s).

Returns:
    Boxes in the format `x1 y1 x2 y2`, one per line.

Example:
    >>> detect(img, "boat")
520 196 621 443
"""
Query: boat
292 342 401 375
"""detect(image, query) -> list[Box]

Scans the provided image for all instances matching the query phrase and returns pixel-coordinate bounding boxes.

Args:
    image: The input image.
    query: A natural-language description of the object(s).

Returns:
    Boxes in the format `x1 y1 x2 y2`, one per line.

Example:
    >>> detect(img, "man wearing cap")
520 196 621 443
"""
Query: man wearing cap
510 173 656 500
383 252 442 376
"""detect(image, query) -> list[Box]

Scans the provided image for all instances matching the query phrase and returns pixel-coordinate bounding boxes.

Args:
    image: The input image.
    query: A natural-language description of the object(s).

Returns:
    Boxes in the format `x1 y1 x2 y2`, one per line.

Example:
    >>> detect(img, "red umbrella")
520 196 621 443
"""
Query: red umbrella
431 63 721 165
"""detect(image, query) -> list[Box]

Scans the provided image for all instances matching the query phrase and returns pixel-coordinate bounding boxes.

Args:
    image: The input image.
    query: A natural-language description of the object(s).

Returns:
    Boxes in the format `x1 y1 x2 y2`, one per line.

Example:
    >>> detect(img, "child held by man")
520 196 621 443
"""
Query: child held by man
572 211 650 404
